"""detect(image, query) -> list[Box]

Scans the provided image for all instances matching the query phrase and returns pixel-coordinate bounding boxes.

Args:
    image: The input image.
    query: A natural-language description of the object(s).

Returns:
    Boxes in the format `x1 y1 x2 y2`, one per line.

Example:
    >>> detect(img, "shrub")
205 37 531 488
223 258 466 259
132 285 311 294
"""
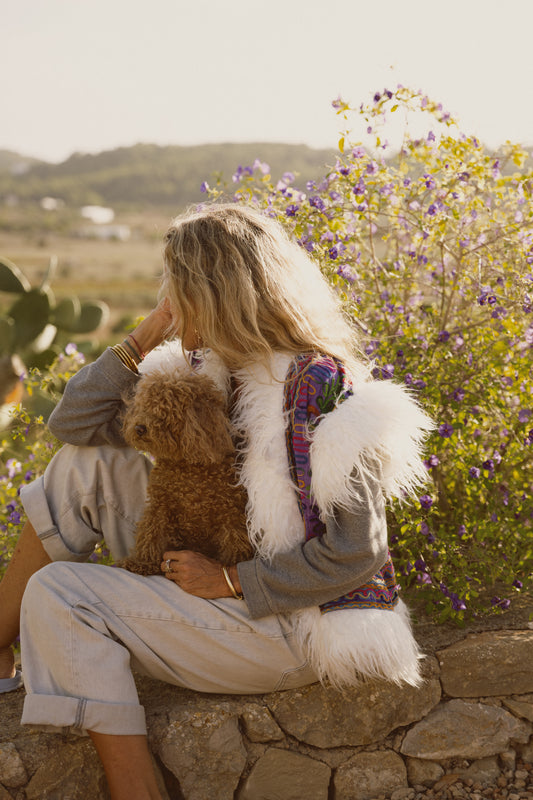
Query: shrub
0 347 114 580
206 86 533 621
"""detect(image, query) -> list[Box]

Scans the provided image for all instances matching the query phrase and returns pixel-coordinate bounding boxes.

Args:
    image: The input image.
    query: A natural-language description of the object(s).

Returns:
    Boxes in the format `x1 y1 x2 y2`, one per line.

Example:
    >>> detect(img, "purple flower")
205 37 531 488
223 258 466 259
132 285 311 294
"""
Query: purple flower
469 467 481 478
491 596 511 610
482 459 495 472
419 494 433 510
424 174 436 189
453 388 466 402
253 159 270 174
352 146 365 158
366 161 379 175
65 342 78 356
420 521 430 536
457 525 467 539
309 196 326 212
438 423 454 438
518 409 532 423
450 594 467 611
438 331 450 342
328 246 339 260
513 579 523 590
285 205 299 217
380 364 395 380
427 131 436 142
336 264 355 284
425 454 440 468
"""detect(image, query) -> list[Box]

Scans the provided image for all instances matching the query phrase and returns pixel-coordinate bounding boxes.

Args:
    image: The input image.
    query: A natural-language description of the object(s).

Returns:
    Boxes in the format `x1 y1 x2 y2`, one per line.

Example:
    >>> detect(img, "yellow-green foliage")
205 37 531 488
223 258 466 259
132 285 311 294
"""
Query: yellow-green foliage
208 87 533 621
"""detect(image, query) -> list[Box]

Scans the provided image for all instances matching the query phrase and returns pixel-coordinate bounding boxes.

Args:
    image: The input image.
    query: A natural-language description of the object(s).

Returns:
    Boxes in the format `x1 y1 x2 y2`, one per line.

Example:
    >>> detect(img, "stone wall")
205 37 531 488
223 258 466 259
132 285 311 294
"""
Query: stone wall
1 629 532 799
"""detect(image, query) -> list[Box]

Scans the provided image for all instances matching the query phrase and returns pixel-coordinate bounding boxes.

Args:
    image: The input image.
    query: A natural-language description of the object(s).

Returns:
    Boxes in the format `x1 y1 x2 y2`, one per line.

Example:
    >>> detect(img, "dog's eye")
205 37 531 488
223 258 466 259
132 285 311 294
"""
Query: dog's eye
135 424 147 437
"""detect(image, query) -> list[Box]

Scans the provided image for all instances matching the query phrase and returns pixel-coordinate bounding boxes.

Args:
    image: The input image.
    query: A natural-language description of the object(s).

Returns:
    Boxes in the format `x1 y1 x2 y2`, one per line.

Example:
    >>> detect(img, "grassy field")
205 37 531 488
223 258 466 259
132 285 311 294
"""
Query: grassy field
0 208 174 340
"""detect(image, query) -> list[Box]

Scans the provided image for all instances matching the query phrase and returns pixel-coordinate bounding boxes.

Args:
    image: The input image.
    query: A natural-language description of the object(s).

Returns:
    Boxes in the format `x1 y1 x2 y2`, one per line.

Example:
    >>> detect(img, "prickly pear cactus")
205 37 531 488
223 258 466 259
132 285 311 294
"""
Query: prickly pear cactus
0 255 109 405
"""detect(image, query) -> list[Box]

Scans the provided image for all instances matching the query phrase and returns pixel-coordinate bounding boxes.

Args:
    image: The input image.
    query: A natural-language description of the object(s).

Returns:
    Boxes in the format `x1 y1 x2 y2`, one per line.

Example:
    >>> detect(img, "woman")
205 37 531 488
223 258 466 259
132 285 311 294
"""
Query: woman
0 203 433 800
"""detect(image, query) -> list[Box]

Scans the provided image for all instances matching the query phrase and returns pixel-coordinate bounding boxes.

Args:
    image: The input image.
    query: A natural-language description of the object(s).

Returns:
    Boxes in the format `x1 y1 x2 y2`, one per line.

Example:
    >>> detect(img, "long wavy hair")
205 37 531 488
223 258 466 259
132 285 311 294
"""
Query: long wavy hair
161 203 368 376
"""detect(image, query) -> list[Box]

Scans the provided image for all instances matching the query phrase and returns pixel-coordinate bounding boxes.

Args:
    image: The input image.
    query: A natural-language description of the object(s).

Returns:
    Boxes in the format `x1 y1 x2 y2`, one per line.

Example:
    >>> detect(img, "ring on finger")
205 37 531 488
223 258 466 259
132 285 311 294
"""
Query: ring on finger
164 558 173 573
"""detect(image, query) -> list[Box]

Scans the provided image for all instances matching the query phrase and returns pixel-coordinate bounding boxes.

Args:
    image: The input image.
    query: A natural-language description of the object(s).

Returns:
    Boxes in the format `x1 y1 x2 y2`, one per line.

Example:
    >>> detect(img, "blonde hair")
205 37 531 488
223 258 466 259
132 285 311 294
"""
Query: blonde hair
162 203 367 375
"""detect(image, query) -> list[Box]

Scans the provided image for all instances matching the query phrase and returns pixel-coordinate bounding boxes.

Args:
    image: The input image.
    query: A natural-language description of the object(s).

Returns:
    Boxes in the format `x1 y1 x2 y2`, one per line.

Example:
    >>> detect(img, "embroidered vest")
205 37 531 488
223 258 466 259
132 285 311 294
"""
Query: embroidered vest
283 354 399 613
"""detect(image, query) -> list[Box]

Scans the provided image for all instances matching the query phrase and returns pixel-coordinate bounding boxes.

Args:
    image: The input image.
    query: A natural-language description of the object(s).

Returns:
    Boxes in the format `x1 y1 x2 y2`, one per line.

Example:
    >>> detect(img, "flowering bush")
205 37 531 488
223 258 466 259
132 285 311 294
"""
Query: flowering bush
206 87 533 621
0 346 112 581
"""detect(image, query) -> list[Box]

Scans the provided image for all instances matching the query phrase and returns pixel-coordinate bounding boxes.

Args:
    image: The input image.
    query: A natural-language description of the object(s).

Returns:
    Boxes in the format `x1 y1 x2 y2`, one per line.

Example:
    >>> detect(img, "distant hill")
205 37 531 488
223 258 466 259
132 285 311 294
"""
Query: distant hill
0 150 44 174
0 143 335 209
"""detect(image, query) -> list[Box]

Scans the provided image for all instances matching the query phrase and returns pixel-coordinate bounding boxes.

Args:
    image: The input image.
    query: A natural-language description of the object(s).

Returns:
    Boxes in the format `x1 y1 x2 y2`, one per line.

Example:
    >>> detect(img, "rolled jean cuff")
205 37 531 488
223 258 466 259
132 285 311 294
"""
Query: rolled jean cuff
21 693 147 736
20 477 94 562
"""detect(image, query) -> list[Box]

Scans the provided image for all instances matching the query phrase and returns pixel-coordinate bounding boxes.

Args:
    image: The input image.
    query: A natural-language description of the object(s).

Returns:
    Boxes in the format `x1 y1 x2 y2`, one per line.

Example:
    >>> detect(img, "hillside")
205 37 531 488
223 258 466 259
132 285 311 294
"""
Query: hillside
0 142 334 208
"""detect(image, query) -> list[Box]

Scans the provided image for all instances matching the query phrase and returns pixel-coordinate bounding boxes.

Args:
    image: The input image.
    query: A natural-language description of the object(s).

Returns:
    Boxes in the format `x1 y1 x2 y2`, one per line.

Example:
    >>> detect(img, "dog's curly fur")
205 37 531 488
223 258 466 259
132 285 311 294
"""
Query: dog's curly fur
117 368 252 576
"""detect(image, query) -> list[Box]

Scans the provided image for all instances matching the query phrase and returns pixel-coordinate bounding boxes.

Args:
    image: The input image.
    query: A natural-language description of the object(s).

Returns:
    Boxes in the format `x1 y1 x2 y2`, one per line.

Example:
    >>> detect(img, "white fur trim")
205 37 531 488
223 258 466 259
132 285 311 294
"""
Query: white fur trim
139 340 189 376
294 600 423 688
232 353 305 559
139 342 231 397
310 380 434 515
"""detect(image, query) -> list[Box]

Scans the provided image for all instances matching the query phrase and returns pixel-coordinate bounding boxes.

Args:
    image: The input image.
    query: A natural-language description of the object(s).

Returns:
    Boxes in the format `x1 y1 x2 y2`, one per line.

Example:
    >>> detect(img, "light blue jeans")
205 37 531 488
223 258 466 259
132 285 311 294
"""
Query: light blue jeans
18 444 316 735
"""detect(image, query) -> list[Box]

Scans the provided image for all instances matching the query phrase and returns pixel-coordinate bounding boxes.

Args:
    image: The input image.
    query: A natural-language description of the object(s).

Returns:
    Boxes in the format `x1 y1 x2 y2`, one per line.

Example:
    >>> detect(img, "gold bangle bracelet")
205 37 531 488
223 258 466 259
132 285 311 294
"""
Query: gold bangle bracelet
110 344 139 374
222 566 244 600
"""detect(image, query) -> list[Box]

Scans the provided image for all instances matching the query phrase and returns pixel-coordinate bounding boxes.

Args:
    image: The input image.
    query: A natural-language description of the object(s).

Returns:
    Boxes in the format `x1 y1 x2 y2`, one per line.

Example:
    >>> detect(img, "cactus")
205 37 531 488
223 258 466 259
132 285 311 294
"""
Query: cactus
0 255 110 405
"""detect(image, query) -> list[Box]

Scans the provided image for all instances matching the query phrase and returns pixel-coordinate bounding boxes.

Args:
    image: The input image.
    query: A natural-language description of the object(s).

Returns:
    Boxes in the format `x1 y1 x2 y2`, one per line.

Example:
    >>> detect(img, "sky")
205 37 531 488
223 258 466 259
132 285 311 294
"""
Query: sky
2 0 533 163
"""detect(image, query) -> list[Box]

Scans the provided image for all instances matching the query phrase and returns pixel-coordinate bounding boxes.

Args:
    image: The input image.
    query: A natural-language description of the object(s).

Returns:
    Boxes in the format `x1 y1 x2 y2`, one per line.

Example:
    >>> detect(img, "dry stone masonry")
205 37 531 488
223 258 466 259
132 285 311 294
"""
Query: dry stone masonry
1 628 532 799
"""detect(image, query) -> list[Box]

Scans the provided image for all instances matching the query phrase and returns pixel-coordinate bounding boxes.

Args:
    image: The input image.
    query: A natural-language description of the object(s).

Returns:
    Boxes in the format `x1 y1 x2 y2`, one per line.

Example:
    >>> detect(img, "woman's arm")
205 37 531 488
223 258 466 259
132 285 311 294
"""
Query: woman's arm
164 471 389 616
237 471 389 618
48 301 173 447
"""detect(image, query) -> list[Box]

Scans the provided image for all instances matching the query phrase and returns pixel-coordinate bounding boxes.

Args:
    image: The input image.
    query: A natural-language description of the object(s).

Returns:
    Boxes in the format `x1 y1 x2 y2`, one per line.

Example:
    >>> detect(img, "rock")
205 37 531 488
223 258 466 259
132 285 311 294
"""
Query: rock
0 742 27 788
24 741 110 800
401 699 531 760
516 736 533 762
457 756 501 786
267 657 441 748
153 703 247 800
390 789 415 800
499 748 517 771
0 787 14 800
438 631 533 697
503 698 533 723
334 750 407 800
405 756 444 786
240 703 285 742
238 748 331 800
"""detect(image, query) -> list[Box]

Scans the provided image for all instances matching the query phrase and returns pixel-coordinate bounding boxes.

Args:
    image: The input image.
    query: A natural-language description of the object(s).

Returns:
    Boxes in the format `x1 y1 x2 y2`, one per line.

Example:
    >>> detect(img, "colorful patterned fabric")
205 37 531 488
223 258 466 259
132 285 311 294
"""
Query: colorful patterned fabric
283 354 399 613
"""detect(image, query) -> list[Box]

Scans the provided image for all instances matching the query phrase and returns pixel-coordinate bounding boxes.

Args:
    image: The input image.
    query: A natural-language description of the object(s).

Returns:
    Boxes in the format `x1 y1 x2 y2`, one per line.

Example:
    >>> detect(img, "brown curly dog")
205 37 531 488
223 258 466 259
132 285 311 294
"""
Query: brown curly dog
117 367 252 576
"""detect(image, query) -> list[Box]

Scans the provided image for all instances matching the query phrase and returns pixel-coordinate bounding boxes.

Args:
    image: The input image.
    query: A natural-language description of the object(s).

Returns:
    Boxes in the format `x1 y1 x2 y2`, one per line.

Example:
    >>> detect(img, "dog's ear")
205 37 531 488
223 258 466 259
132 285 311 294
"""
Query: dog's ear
180 379 235 463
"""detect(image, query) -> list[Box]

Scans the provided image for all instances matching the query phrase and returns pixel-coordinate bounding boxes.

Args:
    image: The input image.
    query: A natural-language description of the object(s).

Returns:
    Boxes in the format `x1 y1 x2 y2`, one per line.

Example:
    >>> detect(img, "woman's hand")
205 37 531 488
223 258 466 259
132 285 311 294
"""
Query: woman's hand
128 298 176 356
160 550 243 599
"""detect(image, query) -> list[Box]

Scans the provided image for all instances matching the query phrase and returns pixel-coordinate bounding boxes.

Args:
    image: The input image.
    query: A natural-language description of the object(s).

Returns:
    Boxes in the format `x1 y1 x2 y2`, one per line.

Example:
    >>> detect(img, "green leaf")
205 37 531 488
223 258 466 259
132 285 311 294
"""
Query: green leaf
53 296 81 330
72 301 110 334
0 316 15 355
9 288 54 347
0 257 31 293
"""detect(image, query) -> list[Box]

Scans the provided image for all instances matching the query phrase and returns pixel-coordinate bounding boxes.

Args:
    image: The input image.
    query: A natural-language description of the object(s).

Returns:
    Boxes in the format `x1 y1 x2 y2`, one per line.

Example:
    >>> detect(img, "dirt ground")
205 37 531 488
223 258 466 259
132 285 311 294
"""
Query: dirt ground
410 590 533 655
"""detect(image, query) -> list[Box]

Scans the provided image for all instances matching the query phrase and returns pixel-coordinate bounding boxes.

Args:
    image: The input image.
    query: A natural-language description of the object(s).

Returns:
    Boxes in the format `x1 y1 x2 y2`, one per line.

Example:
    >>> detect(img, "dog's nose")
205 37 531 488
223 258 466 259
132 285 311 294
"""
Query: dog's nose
135 424 147 437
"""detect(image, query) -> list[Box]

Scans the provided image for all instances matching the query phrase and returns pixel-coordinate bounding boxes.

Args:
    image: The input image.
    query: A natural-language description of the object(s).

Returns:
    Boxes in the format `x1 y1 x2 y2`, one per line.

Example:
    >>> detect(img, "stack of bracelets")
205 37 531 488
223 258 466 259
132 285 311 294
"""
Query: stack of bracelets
110 334 145 374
